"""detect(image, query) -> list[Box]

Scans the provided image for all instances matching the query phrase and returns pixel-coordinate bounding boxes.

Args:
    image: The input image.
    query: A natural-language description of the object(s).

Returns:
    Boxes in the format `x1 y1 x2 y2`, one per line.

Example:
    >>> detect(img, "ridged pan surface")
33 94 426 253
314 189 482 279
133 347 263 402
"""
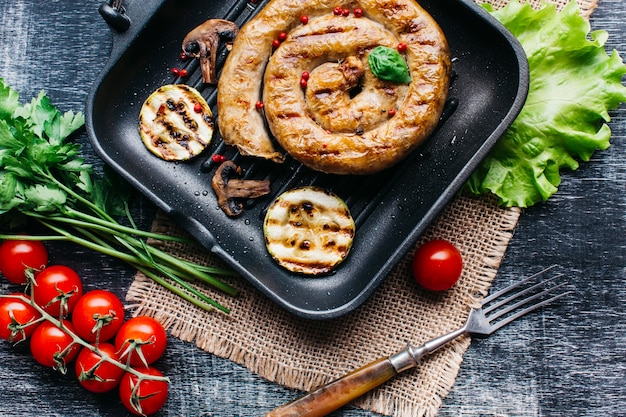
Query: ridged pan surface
86 0 528 319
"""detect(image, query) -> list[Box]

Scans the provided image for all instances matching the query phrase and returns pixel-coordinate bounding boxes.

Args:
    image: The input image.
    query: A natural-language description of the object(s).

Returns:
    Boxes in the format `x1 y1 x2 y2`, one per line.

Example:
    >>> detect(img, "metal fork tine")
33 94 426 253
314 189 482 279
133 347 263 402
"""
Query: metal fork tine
488 289 572 333
481 264 559 305
486 280 568 321
482 273 564 315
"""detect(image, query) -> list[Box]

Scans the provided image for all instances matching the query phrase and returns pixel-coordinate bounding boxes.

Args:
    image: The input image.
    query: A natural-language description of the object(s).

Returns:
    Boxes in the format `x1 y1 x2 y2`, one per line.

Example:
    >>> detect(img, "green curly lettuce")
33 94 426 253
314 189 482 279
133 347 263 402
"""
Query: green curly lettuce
466 0 626 207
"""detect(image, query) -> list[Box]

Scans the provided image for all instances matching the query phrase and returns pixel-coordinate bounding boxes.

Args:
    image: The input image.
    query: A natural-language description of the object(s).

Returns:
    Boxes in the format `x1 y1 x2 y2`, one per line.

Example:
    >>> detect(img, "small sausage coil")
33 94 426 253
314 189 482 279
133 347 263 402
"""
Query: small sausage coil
217 0 451 175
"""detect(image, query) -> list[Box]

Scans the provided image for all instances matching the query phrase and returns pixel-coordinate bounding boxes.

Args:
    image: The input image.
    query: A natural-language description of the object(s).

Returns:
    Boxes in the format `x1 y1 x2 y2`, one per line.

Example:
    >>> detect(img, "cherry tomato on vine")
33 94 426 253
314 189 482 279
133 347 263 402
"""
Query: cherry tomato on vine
0 294 42 342
412 239 463 291
30 320 81 370
75 342 125 393
119 366 169 416
32 265 83 317
72 290 125 343
115 316 167 367
0 240 48 284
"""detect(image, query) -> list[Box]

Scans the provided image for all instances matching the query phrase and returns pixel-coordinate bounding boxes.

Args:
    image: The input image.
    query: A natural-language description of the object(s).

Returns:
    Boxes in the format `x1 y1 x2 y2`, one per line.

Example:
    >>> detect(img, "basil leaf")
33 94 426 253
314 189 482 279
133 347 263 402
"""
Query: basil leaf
368 46 411 83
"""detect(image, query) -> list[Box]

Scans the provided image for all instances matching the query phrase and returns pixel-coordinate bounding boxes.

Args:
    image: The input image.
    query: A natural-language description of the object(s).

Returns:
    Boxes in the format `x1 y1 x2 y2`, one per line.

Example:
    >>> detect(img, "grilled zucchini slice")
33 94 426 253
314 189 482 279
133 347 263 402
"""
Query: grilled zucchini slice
138 84 213 161
263 186 355 275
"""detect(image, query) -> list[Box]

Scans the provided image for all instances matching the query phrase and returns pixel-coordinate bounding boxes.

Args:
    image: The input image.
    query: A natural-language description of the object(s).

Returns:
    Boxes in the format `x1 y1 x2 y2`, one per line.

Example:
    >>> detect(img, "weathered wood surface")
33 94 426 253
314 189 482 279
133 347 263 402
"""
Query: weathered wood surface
0 0 624 416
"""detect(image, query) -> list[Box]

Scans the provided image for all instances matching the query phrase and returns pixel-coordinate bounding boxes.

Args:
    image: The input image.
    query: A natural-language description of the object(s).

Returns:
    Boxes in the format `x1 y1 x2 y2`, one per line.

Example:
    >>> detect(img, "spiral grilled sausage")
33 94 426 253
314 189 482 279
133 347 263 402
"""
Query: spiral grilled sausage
217 0 450 175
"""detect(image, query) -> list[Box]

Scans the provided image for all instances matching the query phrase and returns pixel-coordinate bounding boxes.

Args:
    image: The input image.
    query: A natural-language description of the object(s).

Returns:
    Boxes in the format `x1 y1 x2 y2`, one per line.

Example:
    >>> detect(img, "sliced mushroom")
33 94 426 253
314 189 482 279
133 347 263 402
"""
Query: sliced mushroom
182 19 239 84
211 160 271 217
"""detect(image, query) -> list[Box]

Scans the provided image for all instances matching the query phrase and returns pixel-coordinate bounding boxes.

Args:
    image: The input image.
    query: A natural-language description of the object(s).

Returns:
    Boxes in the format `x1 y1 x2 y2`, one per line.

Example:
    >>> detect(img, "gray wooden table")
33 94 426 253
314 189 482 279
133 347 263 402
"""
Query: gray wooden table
0 0 624 416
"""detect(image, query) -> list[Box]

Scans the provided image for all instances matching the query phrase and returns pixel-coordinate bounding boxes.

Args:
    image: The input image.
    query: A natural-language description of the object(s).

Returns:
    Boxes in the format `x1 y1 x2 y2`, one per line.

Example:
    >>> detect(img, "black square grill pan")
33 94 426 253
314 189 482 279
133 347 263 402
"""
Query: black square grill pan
86 0 528 319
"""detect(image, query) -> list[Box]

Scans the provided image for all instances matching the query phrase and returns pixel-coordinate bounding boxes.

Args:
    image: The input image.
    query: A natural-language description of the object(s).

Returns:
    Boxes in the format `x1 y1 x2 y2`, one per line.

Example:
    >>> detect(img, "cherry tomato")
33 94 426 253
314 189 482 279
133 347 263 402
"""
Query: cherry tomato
0 293 42 342
32 265 83 317
115 316 167 367
0 240 48 284
119 366 168 416
412 239 463 291
72 290 125 344
75 343 125 393
30 320 80 370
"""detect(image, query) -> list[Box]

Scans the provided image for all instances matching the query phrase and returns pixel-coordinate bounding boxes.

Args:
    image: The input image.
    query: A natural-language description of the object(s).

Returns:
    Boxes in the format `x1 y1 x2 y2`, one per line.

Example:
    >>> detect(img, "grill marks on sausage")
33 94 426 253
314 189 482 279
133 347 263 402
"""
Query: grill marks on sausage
291 24 347 40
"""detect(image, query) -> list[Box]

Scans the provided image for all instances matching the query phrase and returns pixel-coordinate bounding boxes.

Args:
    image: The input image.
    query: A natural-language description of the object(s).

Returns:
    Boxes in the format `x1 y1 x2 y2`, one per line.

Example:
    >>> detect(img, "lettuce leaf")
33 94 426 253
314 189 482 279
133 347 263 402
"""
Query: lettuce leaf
466 0 626 207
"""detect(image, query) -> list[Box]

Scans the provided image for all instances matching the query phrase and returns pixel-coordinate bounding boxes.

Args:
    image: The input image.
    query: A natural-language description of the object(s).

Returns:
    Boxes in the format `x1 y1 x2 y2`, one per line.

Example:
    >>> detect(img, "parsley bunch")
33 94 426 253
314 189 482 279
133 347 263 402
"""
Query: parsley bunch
0 78 237 313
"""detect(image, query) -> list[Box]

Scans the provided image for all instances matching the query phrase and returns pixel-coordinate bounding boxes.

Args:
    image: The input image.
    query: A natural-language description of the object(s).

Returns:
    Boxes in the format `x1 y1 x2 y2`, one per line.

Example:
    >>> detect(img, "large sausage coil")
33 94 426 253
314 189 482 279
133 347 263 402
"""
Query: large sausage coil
217 0 451 175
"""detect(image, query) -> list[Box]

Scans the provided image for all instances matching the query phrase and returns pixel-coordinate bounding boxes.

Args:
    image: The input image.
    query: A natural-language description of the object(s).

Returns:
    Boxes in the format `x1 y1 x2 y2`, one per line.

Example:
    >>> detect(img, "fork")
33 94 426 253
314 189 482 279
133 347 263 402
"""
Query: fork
265 265 569 417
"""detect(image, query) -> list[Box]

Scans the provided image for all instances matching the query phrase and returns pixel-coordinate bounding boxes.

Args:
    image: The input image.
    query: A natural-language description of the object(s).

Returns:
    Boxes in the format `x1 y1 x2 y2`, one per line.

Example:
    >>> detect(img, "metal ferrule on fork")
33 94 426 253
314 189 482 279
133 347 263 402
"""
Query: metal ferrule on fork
389 323 468 373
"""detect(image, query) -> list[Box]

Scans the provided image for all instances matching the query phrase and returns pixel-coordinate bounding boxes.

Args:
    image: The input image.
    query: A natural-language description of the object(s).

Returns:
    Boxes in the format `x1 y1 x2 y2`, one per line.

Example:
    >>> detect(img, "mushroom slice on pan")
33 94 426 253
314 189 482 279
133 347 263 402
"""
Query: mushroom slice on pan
211 160 271 217
263 187 356 276
138 84 214 161
182 19 239 85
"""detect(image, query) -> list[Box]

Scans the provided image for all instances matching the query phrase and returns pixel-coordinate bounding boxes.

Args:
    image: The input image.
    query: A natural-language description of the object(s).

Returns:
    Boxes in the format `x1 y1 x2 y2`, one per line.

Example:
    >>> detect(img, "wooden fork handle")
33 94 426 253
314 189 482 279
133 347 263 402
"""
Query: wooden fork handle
265 357 397 417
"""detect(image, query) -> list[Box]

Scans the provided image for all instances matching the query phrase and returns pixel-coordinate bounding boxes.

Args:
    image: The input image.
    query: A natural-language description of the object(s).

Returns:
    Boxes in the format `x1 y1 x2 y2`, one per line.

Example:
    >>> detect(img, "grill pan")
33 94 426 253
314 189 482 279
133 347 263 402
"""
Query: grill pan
86 0 528 319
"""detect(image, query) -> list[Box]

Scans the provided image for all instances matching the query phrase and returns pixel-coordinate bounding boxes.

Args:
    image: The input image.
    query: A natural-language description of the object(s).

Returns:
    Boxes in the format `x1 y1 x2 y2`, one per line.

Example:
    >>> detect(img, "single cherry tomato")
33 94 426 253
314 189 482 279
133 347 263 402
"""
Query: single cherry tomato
397 42 408 52
115 316 167 367
75 343 125 393
119 366 169 416
32 265 83 317
0 240 49 284
272 39 281 48
30 320 80 370
0 294 41 342
353 8 363 17
72 290 125 344
278 31 287 42
333 6 343 15
179 68 189 77
412 239 463 291
300 15 309 24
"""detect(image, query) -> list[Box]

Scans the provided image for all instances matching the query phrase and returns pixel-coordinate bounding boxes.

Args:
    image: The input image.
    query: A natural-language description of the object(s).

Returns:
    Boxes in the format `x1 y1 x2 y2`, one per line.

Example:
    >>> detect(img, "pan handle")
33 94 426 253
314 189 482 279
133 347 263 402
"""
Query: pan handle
98 0 131 32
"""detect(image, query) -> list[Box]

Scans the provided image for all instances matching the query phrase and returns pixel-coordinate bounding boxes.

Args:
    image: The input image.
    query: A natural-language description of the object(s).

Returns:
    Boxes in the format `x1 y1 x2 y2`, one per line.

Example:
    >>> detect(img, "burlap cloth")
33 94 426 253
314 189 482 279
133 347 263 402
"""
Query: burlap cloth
127 1 597 415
